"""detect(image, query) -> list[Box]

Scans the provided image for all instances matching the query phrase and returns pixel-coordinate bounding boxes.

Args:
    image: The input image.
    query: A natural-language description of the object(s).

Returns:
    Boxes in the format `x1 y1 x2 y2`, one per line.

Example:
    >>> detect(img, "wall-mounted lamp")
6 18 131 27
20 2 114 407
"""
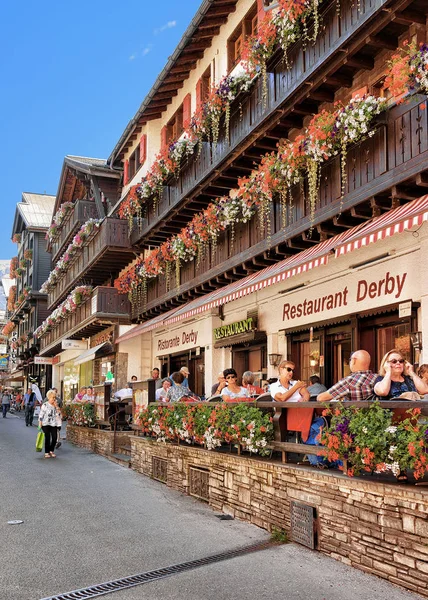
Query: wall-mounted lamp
411 331 422 351
268 353 282 367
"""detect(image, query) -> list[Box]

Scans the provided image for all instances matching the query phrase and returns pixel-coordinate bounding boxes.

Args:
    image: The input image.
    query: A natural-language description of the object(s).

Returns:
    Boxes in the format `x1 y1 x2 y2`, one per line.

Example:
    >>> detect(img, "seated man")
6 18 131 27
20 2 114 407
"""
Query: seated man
317 350 377 402
307 375 327 397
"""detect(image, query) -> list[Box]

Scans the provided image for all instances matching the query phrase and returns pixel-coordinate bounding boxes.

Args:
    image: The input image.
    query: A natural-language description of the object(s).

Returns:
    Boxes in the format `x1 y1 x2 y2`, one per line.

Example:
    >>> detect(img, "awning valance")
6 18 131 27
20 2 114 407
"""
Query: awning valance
335 195 428 257
73 342 108 366
214 330 267 349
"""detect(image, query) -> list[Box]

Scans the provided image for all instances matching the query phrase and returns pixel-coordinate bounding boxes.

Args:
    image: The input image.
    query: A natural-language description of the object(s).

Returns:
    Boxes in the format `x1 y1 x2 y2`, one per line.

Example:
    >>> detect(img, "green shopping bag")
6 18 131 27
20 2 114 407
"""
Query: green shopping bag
36 428 44 452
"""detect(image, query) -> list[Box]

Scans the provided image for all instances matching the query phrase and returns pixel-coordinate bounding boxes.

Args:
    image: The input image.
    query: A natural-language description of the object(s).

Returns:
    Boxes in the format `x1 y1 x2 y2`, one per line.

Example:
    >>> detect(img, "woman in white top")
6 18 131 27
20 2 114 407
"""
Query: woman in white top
38 390 58 458
221 369 249 402
269 361 309 402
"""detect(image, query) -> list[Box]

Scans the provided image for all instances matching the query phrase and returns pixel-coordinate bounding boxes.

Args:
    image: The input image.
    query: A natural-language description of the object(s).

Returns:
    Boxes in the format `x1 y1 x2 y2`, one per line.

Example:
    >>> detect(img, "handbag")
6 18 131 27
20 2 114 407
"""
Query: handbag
35 429 44 452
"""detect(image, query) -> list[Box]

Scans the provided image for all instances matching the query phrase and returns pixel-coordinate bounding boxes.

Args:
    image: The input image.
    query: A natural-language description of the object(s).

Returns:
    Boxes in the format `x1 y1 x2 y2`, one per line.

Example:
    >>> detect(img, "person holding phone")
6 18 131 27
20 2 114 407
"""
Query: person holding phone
374 349 428 400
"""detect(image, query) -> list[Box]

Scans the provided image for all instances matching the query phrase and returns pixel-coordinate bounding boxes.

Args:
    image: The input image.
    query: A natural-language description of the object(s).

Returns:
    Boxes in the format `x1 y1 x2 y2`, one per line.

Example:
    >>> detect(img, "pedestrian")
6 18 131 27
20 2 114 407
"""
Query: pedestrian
24 389 37 426
1 389 11 418
54 399 63 448
52 387 62 408
38 390 58 459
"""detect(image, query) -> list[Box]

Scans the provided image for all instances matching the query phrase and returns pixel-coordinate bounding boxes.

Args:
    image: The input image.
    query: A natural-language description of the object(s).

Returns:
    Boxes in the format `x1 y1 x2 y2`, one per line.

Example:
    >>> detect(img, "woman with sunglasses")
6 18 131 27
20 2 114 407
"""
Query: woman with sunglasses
221 369 249 402
374 349 428 400
269 361 309 402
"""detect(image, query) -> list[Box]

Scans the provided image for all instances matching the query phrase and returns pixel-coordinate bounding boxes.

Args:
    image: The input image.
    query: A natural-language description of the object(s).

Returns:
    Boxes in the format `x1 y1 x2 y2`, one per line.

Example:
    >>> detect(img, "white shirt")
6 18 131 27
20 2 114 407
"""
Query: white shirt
269 380 302 403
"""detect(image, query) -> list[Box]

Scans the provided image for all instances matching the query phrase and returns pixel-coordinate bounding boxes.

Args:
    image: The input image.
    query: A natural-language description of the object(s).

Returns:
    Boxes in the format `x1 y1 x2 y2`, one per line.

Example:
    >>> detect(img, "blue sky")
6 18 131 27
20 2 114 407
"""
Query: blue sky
0 0 202 260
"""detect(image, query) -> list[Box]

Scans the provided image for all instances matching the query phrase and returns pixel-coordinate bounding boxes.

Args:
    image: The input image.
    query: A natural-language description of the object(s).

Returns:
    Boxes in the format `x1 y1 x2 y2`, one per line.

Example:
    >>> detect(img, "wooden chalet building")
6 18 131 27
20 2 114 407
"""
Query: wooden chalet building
7 193 55 394
36 156 134 401
107 0 428 398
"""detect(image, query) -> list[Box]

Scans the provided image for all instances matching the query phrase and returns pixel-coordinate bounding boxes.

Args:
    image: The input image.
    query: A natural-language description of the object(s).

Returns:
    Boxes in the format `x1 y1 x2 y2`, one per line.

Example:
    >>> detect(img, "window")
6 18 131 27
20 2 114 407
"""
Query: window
227 3 257 72
371 77 390 100
167 105 184 144
128 144 141 180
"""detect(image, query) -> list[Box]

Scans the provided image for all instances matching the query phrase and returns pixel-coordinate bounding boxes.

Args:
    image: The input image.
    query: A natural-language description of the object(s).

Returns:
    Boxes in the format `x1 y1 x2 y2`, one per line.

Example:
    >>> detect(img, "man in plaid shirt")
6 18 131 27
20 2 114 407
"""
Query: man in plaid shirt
317 350 377 402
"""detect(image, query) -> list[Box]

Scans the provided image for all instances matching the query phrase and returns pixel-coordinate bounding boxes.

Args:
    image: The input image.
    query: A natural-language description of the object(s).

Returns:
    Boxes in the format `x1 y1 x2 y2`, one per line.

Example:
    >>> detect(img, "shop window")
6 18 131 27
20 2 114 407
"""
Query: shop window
80 360 93 387
101 358 115 382
377 324 411 362
227 3 257 72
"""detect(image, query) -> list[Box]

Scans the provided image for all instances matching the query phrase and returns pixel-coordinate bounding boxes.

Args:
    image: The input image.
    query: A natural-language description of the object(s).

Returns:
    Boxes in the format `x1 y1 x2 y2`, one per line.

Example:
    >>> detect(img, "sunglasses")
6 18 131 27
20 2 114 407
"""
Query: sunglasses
388 359 405 364
281 367 293 372
226 375 236 379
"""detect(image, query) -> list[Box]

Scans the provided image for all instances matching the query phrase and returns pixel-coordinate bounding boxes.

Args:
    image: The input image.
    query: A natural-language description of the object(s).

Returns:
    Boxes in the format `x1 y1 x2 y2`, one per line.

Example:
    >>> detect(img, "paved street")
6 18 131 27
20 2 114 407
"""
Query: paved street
0 414 423 600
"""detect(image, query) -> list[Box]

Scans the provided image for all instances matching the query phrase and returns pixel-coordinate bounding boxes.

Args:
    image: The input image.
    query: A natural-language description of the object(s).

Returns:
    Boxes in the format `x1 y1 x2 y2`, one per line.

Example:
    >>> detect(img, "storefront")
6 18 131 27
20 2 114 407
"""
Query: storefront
260 233 423 387
213 313 267 385
153 316 214 397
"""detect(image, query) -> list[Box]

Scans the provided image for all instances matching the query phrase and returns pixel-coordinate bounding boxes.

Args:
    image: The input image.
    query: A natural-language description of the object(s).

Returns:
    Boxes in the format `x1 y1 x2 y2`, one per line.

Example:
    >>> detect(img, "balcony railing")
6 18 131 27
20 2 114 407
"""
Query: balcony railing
130 0 396 245
48 218 135 310
133 94 428 317
51 200 99 261
40 286 131 354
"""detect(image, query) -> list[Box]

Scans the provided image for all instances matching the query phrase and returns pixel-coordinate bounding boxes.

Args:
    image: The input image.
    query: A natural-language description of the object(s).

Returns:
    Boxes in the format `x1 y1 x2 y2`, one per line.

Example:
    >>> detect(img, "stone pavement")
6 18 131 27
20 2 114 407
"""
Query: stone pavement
0 415 422 600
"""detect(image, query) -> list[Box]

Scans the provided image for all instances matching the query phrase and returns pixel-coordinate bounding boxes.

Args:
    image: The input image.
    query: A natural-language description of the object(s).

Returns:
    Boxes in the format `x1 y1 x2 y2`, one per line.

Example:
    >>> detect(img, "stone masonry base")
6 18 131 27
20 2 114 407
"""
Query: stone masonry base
68 426 428 597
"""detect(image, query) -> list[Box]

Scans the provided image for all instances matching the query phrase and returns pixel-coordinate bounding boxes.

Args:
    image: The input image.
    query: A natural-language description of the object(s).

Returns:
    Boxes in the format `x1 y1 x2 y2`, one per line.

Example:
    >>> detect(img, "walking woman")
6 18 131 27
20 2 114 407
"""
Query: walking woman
38 390 58 458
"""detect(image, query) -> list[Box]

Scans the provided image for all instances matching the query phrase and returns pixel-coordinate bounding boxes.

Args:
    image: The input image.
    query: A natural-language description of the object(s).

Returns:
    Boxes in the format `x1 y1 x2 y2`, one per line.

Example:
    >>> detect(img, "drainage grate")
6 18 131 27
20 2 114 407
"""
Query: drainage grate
189 466 209 501
290 501 316 549
40 541 271 600
152 456 168 483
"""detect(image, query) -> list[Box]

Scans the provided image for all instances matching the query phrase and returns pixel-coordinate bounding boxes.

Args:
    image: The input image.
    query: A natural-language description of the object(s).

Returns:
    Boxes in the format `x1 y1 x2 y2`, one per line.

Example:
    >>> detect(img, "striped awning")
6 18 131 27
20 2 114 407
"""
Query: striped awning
335 195 428 257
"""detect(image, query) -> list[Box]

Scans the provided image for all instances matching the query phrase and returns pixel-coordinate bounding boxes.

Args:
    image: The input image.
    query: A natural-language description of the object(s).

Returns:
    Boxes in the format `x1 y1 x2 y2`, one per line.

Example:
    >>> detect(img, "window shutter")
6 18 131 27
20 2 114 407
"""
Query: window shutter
196 78 203 110
183 94 191 128
257 0 266 24
139 134 147 164
124 159 129 185
161 126 168 152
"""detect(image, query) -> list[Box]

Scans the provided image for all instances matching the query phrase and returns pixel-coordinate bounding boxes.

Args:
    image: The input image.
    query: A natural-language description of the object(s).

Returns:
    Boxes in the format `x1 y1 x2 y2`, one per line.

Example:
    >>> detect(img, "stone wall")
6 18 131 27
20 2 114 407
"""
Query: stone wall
67 425 134 457
131 437 428 598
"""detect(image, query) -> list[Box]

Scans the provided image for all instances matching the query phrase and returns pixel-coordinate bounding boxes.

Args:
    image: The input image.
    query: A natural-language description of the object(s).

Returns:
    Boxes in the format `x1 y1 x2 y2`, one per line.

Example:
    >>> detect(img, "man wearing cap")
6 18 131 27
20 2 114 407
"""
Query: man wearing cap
180 366 190 389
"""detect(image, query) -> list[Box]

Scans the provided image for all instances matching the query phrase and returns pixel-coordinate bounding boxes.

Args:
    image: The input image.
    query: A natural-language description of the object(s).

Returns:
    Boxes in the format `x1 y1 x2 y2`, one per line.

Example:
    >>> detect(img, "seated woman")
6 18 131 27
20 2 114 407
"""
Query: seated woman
418 364 428 399
166 372 197 402
221 369 249 402
156 378 172 402
242 371 264 397
374 349 428 400
269 361 309 402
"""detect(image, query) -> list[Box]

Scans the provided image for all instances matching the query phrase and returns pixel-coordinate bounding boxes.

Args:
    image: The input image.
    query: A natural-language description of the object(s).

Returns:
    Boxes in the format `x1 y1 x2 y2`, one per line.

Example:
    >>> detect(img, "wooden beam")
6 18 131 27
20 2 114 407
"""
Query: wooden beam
393 9 426 25
324 74 353 88
198 16 228 28
157 82 185 93
308 88 335 103
391 185 420 201
193 26 221 38
175 53 204 65
169 65 194 75
416 173 428 188
345 54 374 71
365 34 397 51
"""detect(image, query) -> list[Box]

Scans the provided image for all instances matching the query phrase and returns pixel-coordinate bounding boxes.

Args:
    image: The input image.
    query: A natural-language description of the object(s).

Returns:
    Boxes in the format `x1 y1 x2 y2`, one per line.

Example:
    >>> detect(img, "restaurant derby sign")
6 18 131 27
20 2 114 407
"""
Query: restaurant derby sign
213 317 255 341
275 258 417 330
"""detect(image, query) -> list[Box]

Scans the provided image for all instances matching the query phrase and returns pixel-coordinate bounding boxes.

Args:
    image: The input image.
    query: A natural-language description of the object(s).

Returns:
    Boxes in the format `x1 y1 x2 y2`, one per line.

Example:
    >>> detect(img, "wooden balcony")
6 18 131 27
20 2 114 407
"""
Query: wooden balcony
133 94 428 318
48 218 135 310
129 0 425 247
40 286 131 356
50 200 99 261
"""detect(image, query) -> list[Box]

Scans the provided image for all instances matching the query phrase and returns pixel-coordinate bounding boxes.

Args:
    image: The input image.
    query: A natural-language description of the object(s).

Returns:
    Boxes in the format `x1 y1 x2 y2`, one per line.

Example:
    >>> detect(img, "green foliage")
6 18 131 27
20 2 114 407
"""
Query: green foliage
270 527 289 544
63 402 95 427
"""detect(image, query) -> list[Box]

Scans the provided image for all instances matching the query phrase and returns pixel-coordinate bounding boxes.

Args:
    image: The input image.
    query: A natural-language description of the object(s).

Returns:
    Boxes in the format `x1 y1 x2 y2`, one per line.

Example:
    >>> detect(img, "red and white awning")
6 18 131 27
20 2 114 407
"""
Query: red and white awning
335 195 428 257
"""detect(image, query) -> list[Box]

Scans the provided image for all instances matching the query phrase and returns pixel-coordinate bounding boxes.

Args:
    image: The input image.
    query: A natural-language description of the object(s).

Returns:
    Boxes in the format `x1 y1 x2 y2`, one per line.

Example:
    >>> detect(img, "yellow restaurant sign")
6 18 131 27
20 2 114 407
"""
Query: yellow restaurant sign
213 317 255 341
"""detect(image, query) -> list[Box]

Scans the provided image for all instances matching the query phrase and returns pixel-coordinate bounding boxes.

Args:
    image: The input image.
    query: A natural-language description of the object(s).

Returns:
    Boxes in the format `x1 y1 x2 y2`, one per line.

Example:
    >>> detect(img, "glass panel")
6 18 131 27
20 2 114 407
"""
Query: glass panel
63 360 80 403
377 324 411 362
300 340 321 381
